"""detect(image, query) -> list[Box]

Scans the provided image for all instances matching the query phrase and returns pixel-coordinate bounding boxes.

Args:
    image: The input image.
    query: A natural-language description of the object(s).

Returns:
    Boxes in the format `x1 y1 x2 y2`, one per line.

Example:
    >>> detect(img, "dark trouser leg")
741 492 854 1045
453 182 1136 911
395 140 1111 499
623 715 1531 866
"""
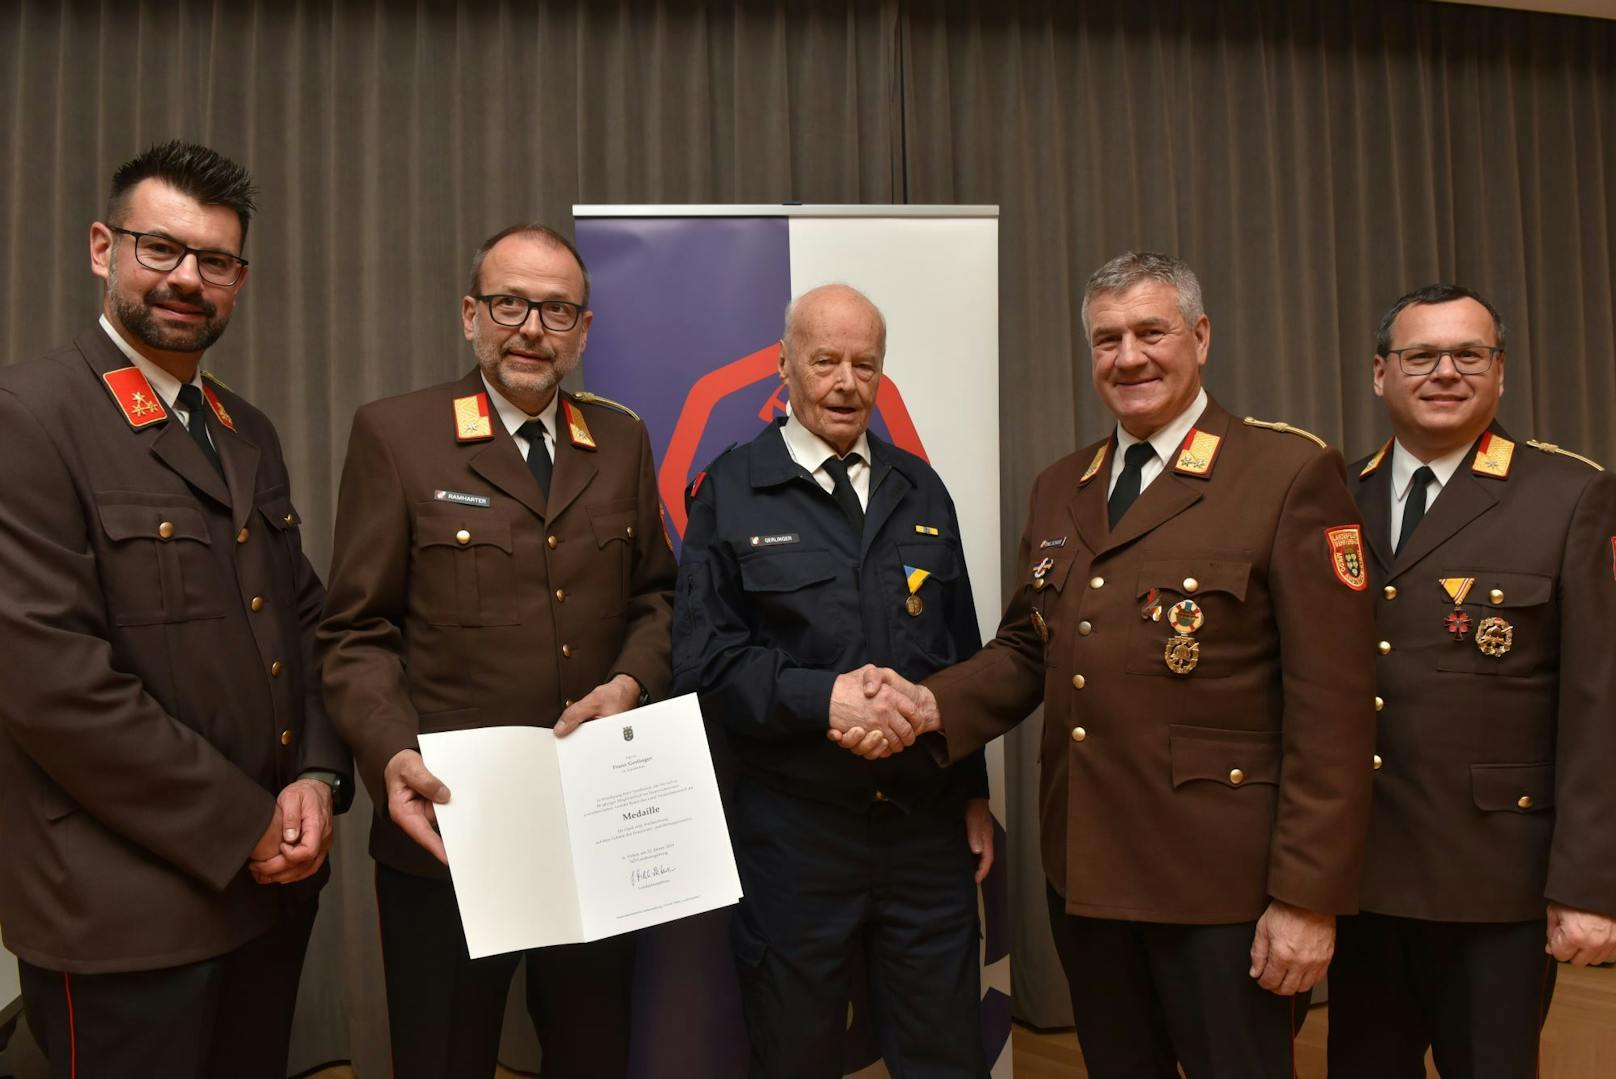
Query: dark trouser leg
376 861 520 1079
865 797 987 1079
205 897 320 1079
1044 887 1178 1079
1421 918 1556 1079
524 932 636 1079
1328 912 1431 1079
728 781 870 1079
1144 919 1306 1079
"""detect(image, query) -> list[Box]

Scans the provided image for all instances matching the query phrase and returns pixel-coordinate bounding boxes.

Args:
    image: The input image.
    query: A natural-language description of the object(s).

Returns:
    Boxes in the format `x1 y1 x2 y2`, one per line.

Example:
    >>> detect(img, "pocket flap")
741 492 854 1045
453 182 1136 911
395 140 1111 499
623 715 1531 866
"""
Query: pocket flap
896 540 960 582
739 548 838 593
1169 725 1281 788
416 515 513 553
1137 557 1250 601
97 501 210 544
1471 762 1555 812
1448 571 1553 609
587 500 639 547
257 493 301 531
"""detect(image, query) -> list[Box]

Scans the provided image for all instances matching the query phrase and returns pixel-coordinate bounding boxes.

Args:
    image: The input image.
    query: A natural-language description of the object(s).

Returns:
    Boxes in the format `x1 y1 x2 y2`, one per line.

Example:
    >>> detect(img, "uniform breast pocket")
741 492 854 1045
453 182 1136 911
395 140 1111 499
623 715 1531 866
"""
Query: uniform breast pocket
587 499 639 618
95 499 224 626
411 511 518 627
1125 555 1252 679
255 488 304 564
737 546 842 664
1435 571 1554 677
890 539 964 665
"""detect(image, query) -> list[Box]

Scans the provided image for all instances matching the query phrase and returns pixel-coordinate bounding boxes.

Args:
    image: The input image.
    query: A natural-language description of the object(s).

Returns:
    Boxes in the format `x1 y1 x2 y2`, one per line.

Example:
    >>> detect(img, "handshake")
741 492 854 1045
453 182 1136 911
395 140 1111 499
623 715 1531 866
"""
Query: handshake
825 664 942 760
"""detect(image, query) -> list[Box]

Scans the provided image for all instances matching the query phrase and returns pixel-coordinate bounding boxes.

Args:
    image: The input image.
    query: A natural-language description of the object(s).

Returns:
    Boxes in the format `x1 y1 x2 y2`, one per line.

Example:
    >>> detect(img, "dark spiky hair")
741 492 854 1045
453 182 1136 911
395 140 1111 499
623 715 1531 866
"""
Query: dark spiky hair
107 141 258 245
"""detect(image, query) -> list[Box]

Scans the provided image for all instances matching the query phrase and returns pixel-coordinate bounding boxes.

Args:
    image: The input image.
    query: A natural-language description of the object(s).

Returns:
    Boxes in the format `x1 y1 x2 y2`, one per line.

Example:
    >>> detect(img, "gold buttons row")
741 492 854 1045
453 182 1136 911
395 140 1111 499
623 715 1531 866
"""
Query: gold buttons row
1384 584 1506 603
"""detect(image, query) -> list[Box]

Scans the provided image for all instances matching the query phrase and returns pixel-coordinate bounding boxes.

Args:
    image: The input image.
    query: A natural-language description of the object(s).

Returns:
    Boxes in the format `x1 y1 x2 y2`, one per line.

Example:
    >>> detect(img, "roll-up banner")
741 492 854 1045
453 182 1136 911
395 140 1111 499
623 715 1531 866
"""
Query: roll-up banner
573 205 1010 1079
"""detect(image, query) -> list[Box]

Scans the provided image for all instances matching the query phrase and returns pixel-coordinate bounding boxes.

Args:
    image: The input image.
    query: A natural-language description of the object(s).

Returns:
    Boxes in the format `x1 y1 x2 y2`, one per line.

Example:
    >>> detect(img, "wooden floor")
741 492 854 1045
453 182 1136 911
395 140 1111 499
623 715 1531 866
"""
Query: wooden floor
308 962 1615 1077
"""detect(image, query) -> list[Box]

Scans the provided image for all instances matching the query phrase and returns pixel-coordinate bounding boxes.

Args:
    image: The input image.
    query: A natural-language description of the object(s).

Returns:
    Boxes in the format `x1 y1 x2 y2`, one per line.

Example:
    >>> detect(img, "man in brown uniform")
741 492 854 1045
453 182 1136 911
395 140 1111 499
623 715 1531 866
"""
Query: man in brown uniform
877 252 1376 1077
1328 284 1616 1077
0 141 350 1079
319 223 676 1079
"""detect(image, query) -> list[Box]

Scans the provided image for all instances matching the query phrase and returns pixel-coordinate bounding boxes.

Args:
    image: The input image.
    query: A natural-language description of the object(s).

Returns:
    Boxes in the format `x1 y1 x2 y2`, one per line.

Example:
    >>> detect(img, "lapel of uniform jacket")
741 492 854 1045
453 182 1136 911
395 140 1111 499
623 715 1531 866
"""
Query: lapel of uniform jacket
199 376 262 533
1354 439 1396 574
1386 427 1507 583
460 371 549 520
860 436 912 559
1094 396 1226 556
79 325 234 508
545 393 600 523
1067 434 1114 555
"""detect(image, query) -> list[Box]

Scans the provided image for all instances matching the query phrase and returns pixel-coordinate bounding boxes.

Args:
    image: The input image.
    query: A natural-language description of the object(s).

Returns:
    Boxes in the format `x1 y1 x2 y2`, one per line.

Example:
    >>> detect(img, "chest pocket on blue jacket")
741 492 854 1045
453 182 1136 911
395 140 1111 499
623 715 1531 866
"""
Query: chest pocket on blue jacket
412 510 518 627
737 546 842 664
890 539 964 666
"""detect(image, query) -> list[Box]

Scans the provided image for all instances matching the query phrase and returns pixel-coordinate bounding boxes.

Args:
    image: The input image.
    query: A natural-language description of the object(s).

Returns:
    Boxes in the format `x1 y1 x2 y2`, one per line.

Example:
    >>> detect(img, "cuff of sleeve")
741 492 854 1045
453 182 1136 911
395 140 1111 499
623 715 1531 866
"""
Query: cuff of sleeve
777 668 839 734
607 670 653 707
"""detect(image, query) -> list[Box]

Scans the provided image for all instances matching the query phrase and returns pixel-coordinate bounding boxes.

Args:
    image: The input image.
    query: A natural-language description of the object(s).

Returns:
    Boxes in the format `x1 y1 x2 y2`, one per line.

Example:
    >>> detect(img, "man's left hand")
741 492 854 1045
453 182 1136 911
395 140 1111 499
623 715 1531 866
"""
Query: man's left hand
555 674 642 737
965 798 995 884
1547 902 1616 966
1248 899 1334 996
250 778 335 885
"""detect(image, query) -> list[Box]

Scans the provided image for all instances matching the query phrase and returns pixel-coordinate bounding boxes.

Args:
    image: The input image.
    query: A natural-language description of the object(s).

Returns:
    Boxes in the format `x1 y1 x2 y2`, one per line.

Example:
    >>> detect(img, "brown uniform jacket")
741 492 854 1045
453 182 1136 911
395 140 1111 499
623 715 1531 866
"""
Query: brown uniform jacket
927 397 1376 924
318 370 677 879
0 325 349 974
1352 426 1616 922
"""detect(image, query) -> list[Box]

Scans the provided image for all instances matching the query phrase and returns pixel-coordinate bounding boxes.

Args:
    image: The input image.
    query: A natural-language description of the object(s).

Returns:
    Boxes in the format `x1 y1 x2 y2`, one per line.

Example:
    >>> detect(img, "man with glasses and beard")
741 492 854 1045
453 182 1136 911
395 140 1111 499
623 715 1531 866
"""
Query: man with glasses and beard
319 223 676 1079
0 141 351 1079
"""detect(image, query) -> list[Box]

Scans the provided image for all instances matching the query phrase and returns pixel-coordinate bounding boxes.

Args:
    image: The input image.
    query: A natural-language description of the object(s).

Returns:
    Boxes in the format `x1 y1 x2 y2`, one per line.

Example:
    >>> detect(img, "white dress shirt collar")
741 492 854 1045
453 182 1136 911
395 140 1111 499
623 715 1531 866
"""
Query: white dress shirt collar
780 405 872 508
98 313 202 411
481 376 560 460
1109 387 1209 495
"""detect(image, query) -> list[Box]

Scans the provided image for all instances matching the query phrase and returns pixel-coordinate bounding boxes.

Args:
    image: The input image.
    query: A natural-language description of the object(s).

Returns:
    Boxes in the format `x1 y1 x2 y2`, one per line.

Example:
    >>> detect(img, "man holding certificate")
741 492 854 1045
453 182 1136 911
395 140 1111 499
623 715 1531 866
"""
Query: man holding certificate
673 284 994 1078
319 223 676 1079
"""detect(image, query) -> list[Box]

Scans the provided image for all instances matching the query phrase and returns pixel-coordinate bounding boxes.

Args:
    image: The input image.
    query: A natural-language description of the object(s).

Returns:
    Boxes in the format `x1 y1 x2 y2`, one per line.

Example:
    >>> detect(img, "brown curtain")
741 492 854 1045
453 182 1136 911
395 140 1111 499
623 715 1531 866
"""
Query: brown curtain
3 0 1614 1069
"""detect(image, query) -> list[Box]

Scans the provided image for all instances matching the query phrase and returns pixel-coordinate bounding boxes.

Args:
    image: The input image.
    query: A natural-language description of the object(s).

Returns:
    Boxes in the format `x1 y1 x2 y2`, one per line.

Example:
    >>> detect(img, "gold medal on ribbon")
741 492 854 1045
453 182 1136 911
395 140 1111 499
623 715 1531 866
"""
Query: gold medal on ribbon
903 565 930 618
1475 616 1513 657
1164 635 1200 674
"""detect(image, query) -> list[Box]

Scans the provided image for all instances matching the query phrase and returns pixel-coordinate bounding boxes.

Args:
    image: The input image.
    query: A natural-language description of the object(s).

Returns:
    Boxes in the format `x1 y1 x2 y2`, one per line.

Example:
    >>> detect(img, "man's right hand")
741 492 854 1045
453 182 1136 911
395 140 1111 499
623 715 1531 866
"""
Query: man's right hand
250 805 287 864
385 749 451 865
827 664 920 759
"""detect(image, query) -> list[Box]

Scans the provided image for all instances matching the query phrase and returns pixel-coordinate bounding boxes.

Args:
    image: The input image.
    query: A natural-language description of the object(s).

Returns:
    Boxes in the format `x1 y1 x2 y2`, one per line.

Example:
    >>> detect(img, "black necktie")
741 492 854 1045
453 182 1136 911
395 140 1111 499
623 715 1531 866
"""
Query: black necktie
821 453 864 536
1108 441 1156 528
174 384 224 479
1396 465 1435 555
517 420 552 500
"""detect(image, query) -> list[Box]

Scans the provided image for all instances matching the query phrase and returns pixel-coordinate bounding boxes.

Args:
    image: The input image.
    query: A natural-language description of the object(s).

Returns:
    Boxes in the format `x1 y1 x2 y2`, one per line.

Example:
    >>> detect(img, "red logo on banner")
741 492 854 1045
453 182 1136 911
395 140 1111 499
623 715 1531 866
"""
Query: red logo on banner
660 343 929 539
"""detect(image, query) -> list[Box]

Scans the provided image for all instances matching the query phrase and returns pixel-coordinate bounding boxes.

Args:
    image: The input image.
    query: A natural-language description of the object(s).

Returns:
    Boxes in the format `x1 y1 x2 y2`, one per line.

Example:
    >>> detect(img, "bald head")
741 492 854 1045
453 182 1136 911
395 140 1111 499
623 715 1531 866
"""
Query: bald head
778 284 887 456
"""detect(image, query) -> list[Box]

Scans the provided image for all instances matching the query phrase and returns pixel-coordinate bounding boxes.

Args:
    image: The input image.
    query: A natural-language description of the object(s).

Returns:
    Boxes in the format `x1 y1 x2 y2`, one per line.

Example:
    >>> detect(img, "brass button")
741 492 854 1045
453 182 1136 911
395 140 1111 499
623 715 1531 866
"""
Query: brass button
455 529 471 545
1071 674 1086 690
1377 640 1392 655
158 521 175 539
1078 621 1093 636
1383 585 1398 600
1033 578 1048 591
280 729 293 747
554 589 566 603
283 513 295 526
563 698 574 708
561 644 573 658
236 527 250 544
547 535 559 549
1089 576 1105 590
626 525 636 538
1228 767 1245 786
270 660 283 676
1182 577 1199 594
1373 754 1383 771
1071 727 1087 743
1489 588 1505 605
874 790 887 802
250 596 264 612
1517 795 1533 810
1374 695 1385 712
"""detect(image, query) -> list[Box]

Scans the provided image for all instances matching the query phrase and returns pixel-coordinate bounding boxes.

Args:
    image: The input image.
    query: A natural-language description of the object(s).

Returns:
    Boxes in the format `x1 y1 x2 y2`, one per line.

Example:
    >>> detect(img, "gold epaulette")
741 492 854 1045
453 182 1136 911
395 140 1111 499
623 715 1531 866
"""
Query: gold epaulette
1242 416 1327 449
201 369 232 392
1526 439 1605 472
572 391 641 423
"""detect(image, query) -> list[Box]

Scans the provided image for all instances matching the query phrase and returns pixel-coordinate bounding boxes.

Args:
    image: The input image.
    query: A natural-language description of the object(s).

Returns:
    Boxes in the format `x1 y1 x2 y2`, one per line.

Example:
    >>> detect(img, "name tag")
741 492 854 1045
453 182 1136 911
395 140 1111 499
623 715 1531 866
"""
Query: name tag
749 533 800 547
434 489 491 508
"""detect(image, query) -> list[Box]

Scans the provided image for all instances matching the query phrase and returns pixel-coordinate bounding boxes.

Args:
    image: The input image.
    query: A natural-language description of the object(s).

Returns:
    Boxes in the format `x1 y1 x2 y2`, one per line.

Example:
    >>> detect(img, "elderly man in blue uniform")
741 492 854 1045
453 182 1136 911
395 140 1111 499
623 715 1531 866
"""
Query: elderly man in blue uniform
1329 284 1616 1076
674 283 994 1078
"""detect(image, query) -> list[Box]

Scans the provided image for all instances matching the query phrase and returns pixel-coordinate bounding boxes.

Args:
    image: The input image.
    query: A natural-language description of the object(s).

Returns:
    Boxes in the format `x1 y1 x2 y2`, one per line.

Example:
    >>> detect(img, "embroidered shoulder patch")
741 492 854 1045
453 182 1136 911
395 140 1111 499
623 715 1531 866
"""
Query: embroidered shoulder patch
1324 525 1368 591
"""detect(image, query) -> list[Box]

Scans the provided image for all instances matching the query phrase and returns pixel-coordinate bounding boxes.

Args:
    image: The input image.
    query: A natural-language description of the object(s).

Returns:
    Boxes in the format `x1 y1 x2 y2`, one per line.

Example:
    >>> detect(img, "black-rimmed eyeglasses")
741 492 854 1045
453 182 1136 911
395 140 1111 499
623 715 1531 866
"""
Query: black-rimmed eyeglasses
475 294 586 331
110 227 248 287
1384 344 1502 376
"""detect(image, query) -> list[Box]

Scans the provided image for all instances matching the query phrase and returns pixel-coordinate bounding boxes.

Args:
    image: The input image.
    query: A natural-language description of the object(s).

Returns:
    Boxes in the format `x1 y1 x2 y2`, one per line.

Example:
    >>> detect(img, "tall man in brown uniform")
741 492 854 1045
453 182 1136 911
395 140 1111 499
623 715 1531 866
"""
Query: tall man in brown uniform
0 142 350 1079
879 252 1376 1077
319 223 677 1079
1328 284 1616 1077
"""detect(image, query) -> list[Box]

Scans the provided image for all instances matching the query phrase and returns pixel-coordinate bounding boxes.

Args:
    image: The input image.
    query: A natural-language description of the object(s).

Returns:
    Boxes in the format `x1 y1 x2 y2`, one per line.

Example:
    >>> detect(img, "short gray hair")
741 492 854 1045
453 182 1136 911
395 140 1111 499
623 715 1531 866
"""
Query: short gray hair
1081 251 1205 337
781 283 887 356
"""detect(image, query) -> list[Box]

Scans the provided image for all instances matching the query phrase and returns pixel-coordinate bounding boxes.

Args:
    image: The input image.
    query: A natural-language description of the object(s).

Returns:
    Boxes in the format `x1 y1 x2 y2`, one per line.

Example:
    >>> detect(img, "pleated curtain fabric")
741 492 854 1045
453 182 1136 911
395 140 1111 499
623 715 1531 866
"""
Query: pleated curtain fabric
4 0 1616 1061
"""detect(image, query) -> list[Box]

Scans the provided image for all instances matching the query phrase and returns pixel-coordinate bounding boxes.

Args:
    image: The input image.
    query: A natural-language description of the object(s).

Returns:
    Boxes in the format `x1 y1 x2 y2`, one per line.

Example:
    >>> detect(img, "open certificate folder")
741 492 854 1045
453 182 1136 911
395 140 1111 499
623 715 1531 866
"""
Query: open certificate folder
418 693 743 959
